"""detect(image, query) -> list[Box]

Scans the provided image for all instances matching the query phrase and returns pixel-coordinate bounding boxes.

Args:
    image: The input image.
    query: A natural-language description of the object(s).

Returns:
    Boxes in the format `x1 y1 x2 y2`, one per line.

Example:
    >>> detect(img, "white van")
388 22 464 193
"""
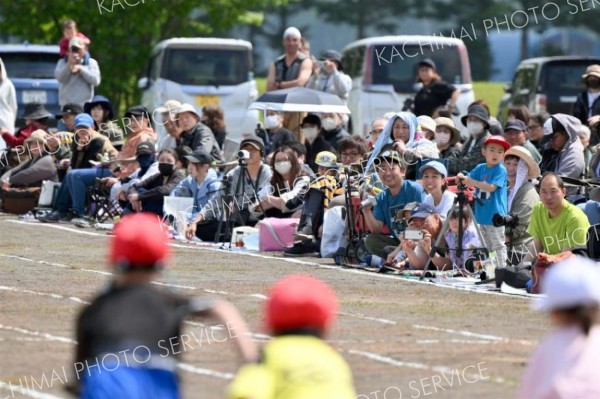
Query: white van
138 38 259 143
341 35 474 137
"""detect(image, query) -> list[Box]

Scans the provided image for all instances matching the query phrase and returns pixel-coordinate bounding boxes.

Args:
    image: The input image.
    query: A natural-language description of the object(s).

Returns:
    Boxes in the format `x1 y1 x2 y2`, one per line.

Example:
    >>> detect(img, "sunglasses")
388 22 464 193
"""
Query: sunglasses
70 46 82 53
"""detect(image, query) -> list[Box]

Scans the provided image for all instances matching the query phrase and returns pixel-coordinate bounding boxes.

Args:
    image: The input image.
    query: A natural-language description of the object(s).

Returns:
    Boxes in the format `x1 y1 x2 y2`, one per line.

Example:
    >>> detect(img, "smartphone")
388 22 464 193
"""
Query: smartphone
404 229 424 241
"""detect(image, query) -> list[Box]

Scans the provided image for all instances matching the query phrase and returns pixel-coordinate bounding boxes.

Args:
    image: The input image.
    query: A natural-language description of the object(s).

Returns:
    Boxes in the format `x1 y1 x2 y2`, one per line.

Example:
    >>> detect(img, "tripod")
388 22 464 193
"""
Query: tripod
214 159 264 248
420 181 489 280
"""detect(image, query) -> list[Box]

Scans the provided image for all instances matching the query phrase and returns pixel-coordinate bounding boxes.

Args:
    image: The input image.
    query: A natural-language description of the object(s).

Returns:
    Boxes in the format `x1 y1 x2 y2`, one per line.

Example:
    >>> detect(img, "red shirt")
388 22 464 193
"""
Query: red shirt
59 32 91 57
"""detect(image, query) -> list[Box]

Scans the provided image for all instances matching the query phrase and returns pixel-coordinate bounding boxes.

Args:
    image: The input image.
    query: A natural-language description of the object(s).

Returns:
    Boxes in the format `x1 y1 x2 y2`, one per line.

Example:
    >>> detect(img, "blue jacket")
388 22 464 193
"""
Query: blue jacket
170 168 221 219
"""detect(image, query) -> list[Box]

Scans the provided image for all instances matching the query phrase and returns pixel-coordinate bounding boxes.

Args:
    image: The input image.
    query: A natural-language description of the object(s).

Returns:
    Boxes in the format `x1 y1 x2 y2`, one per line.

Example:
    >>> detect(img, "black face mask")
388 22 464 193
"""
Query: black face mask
137 154 155 169
587 78 600 89
158 163 174 176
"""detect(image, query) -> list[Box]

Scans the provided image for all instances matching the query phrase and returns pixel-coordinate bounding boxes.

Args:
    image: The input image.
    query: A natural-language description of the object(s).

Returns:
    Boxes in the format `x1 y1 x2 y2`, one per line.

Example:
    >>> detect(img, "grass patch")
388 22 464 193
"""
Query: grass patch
256 77 266 95
473 81 505 118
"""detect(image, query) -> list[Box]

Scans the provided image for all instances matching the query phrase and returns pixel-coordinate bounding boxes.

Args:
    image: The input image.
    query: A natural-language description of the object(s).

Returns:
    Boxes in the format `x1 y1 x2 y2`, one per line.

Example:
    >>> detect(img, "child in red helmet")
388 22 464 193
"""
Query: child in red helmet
69 213 257 399
228 274 356 399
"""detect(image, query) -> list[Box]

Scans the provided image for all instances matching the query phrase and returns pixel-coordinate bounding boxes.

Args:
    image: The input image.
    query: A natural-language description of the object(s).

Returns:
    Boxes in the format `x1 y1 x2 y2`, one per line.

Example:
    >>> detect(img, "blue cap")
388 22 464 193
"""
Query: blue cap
419 160 447 178
409 203 437 220
74 113 95 128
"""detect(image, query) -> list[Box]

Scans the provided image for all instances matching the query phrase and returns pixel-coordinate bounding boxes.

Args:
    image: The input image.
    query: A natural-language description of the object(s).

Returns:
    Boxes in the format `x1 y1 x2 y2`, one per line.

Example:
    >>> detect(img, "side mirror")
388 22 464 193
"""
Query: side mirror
503 82 513 94
137 77 149 90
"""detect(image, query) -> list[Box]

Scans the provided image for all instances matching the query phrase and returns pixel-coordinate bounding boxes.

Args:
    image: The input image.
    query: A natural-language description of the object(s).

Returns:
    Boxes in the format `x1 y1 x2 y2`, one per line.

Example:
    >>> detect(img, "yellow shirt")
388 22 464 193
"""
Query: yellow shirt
228 336 355 399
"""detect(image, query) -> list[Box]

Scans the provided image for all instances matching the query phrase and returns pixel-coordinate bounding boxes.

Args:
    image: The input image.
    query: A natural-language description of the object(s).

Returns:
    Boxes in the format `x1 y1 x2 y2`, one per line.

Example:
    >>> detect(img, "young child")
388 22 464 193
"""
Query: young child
70 213 257 398
59 19 91 60
457 135 509 268
228 274 356 399
518 257 600 399
439 205 482 270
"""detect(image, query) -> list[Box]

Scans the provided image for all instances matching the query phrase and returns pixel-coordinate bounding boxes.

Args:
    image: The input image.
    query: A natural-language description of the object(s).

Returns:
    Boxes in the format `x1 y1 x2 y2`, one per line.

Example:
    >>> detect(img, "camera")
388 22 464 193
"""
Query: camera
237 149 250 161
403 229 424 241
360 196 377 209
492 213 519 228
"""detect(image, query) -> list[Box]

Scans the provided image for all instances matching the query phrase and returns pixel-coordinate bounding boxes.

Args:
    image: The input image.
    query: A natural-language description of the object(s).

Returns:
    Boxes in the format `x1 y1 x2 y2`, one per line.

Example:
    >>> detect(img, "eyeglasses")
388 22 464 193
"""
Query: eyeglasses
370 129 384 135
341 152 360 158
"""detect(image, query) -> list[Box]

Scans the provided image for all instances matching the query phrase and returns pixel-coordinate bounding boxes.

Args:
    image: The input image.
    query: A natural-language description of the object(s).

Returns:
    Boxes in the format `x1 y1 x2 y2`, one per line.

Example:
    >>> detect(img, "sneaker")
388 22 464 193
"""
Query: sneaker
283 240 319 257
293 232 315 242
38 210 64 223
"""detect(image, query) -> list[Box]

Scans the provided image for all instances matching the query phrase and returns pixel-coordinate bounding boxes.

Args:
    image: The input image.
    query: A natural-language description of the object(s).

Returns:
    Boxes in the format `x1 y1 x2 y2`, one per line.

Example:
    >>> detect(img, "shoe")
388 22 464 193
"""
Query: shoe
283 240 319 257
293 232 315 242
39 210 80 224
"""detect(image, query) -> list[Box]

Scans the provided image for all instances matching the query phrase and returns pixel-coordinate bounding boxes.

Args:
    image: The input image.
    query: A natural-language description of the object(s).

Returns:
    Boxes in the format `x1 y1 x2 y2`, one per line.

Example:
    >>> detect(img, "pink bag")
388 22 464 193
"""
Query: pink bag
258 217 299 252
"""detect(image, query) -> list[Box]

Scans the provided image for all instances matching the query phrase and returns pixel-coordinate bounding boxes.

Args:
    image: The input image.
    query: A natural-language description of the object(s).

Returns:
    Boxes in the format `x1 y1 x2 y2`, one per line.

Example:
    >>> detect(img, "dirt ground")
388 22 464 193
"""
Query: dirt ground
0 214 550 399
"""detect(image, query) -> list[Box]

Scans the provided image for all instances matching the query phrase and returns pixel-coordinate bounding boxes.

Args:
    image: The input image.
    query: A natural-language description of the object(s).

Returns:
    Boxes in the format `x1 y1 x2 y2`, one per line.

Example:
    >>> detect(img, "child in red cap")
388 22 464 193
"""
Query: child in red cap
69 213 257 398
457 135 510 268
228 274 356 399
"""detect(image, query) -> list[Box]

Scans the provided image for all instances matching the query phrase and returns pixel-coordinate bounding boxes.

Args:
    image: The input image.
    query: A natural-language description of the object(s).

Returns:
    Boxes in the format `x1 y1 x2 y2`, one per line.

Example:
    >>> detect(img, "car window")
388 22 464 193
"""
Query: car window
149 52 161 81
512 66 536 92
162 48 250 86
0 52 58 79
539 61 597 95
371 44 462 91
343 45 366 79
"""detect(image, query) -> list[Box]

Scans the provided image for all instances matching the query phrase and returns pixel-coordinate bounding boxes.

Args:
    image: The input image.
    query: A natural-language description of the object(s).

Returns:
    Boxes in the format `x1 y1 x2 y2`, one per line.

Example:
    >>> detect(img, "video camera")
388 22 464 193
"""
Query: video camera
492 213 519 228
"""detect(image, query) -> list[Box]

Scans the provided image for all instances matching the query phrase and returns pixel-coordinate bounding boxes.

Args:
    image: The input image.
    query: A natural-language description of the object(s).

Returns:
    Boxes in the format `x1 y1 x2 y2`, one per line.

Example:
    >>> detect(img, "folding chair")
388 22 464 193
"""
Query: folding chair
87 178 122 223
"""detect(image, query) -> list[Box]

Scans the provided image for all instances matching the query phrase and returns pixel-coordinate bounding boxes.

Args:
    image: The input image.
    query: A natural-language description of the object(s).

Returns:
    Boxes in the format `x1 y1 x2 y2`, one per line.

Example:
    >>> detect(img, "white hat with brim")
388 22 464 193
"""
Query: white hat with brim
417 115 436 134
504 145 541 179
156 100 182 114
533 257 600 312
174 103 201 120
582 64 600 82
434 117 461 145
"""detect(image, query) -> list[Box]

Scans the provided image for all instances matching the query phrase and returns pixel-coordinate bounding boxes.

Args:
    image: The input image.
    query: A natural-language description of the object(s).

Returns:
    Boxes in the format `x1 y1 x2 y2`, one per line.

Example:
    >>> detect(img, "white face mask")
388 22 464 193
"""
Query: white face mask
265 115 280 129
274 161 292 175
435 132 451 145
467 121 484 136
302 127 319 142
322 117 337 131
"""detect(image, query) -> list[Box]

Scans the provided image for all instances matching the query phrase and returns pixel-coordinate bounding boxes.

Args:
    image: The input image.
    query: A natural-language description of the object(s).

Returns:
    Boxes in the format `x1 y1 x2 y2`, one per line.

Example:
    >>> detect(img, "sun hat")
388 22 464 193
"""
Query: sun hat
461 104 490 129
434 117 460 145
504 146 541 179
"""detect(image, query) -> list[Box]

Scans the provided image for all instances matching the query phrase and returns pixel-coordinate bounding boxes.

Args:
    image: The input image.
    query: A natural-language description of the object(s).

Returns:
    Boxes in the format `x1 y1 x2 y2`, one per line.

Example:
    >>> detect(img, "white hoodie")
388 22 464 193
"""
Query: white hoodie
0 57 17 150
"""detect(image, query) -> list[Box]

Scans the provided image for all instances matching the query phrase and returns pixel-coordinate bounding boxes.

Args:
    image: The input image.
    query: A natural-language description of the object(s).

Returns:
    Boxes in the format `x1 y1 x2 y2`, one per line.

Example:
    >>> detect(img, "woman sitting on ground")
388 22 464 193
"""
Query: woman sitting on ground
126 149 185 216
420 161 455 218
253 146 311 218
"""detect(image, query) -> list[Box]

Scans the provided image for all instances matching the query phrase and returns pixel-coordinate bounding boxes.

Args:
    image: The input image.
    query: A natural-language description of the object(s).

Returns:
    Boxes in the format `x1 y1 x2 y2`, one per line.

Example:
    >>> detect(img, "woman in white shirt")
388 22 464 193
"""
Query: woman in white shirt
419 160 455 219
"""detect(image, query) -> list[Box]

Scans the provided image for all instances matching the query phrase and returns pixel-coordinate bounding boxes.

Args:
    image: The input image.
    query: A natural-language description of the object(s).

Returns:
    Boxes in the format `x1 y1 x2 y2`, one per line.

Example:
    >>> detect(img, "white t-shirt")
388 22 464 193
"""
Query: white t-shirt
423 190 456 219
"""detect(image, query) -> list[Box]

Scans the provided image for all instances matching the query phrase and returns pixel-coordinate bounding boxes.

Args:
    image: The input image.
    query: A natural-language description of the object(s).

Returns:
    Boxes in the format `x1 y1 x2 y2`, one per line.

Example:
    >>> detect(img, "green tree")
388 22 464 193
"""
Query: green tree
0 0 285 114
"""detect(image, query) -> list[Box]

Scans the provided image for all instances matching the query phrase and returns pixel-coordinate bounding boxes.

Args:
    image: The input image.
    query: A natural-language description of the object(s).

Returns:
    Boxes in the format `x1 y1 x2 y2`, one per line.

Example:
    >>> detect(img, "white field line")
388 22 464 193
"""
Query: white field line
0 325 76 345
0 286 89 305
412 325 536 346
348 350 506 385
177 363 233 380
415 339 494 345
0 381 65 399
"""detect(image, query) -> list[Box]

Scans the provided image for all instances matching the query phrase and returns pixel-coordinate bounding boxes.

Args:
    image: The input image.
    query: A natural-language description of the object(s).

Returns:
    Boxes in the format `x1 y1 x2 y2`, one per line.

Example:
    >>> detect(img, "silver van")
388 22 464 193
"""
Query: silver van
341 35 474 137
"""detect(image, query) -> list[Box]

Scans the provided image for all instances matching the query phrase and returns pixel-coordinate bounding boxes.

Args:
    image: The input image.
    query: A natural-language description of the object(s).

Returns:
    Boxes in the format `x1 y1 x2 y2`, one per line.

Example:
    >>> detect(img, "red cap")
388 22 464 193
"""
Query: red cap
109 213 170 270
484 135 510 151
266 274 338 333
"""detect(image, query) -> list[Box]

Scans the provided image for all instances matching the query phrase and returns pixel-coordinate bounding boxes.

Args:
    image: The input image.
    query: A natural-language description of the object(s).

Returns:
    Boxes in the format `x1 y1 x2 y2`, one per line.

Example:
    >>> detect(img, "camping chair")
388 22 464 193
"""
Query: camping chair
87 178 122 223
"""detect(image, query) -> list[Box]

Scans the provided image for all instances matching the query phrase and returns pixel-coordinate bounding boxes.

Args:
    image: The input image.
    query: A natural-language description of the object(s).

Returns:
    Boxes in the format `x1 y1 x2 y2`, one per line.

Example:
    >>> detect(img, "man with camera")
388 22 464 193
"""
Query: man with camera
54 37 100 107
306 50 352 105
363 150 425 258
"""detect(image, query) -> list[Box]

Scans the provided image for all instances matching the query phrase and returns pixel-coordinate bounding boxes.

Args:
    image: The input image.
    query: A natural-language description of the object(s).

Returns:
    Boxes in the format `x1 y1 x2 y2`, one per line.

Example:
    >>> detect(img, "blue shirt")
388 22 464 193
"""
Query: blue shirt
468 163 507 225
373 179 425 238
170 168 222 220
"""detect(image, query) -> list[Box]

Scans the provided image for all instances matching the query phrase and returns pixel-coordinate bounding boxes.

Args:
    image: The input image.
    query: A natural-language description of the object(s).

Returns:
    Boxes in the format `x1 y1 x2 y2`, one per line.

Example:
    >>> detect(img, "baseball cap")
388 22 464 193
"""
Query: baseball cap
240 136 265 152
409 203 437 221
418 58 436 70
125 105 150 119
419 160 447 177
315 151 337 168
534 257 600 312
543 118 554 136
185 149 212 165
266 274 338 333
174 103 201 119
484 135 510 151
74 113 94 128
110 213 170 271
56 103 84 119
504 119 527 132
135 141 155 156
69 37 85 49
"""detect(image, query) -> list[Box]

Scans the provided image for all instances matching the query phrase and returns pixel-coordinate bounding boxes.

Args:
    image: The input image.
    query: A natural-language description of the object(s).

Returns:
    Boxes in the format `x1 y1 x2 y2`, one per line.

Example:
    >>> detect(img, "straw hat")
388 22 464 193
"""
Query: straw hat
581 64 600 82
434 117 460 145
504 145 540 179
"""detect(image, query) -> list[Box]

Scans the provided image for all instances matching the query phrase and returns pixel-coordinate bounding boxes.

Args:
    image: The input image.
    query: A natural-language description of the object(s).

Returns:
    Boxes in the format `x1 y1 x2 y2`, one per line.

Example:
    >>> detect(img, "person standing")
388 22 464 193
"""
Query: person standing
413 58 459 117
306 50 352 104
0 57 16 150
518 257 600 399
54 37 100 107
573 64 600 145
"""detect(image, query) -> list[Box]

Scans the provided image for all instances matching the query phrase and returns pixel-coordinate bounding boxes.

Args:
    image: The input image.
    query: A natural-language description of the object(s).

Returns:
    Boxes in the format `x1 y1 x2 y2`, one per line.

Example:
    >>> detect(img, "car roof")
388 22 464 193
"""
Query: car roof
518 55 600 65
153 37 252 52
343 35 464 52
0 44 59 54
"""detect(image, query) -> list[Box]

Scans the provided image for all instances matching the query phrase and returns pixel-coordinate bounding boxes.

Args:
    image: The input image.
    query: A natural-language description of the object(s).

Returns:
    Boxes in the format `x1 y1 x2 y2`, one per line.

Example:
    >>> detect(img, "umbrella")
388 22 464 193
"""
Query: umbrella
248 87 351 114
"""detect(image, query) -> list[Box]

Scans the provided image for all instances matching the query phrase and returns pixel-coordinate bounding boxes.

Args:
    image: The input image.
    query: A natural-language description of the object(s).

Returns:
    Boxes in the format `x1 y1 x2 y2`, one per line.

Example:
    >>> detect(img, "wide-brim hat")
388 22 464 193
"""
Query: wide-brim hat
84 95 115 120
174 103 201 120
322 49 343 70
434 117 460 145
461 104 490 130
23 103 52 120
581 64 600 82
504 145 540 179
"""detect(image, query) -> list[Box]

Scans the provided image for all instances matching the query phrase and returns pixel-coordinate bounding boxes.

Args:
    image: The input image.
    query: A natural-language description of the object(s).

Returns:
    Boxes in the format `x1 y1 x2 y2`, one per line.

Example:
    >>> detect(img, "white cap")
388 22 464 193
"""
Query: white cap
155 99 182 114
283 27 302 39
543 118 554 136
174 103 201 119
534 257 600 312
417 115 436 133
